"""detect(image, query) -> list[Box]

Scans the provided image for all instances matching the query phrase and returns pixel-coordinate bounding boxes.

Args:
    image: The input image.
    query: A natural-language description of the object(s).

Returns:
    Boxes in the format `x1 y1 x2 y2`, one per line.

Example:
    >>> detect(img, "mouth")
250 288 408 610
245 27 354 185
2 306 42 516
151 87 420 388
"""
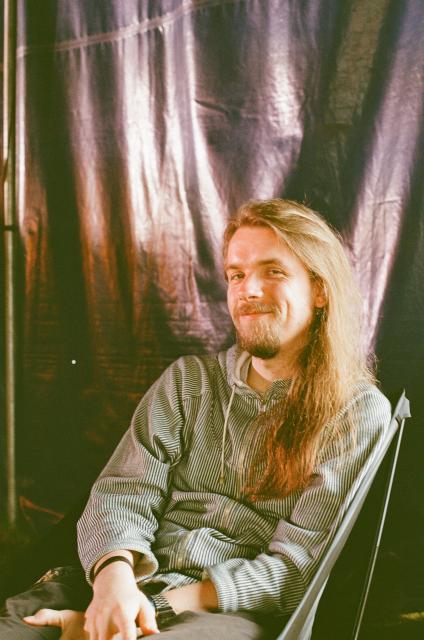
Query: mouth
236 310 275 323
237 304 276 319
239 311 271 317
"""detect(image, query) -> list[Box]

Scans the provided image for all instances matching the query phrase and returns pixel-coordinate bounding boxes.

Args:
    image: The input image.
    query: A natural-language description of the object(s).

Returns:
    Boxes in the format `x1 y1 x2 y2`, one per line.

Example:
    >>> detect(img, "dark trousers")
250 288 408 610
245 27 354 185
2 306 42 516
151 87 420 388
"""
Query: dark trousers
0 566 286 639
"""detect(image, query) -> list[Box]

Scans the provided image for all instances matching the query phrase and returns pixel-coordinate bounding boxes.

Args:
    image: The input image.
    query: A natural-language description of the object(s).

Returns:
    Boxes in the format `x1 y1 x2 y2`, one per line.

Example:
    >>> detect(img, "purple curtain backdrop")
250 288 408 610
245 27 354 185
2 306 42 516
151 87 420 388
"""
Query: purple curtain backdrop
1 0 423 617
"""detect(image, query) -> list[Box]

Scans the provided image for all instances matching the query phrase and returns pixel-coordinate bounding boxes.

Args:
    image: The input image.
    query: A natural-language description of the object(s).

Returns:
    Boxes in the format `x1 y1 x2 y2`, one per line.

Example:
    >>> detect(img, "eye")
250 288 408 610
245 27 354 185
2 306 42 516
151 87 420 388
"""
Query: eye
267 268 286 277
228 272 244 282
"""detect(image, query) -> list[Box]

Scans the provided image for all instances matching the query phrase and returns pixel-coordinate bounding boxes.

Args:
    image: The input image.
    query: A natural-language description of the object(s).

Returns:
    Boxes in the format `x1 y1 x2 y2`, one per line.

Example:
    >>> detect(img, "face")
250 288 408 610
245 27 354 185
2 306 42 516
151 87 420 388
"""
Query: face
225 226 325 361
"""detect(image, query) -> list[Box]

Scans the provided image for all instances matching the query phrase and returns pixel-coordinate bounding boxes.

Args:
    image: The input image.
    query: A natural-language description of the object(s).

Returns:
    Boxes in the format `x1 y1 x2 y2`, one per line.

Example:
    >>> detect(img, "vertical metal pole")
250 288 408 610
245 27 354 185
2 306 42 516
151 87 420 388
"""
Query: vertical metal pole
3 0 18 525
351 412 408 640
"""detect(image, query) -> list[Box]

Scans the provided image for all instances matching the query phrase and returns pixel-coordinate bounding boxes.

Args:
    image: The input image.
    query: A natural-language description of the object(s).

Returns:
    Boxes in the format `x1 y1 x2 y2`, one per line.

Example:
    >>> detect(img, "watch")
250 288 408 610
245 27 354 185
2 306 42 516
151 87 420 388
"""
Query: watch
150 592 177 628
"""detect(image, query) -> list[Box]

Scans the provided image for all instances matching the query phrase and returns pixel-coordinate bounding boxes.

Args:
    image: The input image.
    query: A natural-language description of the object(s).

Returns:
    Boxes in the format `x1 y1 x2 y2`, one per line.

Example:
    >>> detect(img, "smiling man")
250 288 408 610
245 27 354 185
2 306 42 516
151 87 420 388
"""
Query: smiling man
1 199 391 640
225 224 326 376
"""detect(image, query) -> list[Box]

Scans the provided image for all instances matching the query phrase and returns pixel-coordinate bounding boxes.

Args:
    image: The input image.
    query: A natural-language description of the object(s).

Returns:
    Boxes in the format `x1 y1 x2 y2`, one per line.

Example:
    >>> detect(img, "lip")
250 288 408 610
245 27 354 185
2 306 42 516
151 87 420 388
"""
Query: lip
239 311 271 318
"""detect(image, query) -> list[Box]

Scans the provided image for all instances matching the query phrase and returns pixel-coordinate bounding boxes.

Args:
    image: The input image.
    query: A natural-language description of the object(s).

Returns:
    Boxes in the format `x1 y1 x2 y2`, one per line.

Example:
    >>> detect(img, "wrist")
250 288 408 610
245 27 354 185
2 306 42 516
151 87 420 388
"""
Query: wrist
164 579 218 614
91 549 140 584
92 565 138 597
148 592 177 628
92 556 135 586
93 549 134 574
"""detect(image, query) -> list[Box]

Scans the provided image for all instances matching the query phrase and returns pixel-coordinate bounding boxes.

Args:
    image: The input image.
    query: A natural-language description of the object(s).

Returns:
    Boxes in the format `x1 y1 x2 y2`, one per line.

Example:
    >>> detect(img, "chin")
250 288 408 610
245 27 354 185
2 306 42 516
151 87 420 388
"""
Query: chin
237 334 280 359
248 345 280 359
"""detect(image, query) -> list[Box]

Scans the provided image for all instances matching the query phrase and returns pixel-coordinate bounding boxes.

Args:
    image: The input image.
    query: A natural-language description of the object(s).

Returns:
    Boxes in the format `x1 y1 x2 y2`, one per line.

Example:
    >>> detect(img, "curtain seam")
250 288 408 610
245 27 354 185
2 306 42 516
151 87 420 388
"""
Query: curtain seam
18 0 246 58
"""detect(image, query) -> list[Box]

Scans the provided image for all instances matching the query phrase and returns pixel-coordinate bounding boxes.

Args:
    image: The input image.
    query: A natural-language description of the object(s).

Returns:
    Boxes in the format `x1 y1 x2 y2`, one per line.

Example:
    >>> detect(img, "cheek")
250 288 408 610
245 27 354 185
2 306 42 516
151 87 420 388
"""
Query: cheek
227 288 236 315
283 285 313 317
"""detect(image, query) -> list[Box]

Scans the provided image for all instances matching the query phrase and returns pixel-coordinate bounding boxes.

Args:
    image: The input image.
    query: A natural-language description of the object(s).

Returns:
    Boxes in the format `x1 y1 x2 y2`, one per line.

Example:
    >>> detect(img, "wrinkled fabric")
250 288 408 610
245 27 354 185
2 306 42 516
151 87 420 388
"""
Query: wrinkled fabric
0 0 422 604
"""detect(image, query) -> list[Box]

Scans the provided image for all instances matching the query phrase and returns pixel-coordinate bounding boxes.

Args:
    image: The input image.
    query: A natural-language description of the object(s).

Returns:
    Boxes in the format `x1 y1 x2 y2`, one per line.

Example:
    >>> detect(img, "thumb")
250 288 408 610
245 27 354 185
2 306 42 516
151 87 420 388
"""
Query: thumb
23 608 64 628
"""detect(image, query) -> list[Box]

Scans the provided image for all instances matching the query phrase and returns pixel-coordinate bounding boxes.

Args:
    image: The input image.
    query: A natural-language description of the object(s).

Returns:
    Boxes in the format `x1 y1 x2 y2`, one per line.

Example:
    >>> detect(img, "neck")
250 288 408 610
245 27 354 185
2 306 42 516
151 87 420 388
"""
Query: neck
247 353 296 393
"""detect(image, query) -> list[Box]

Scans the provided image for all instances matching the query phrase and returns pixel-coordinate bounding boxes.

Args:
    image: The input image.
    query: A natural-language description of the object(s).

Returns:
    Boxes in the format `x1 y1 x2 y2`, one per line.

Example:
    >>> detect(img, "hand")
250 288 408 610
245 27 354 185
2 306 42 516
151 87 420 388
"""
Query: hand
84 561 159 639
23 608 87 639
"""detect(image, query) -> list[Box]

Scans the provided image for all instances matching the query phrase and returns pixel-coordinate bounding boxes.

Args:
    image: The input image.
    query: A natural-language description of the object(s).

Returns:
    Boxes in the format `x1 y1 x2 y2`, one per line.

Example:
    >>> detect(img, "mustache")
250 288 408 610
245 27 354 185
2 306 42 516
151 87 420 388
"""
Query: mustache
236 302 278 315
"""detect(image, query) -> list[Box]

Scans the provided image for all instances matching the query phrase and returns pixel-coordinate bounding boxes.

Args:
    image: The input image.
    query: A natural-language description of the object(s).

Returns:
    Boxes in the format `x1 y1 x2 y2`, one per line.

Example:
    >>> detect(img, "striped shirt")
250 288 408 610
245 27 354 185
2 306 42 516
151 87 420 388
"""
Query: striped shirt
77 345 391 615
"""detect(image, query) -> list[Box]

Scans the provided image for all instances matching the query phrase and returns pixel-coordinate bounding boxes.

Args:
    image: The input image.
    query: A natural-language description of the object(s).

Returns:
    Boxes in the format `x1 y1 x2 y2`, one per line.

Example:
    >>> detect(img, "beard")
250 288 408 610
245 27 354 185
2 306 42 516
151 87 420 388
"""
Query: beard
234 303 282 359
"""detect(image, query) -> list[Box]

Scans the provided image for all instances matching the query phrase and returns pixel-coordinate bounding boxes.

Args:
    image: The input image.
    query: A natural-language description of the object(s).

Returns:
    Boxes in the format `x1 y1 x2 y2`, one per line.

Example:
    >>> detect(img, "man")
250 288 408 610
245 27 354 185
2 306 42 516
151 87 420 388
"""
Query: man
1 199 391 639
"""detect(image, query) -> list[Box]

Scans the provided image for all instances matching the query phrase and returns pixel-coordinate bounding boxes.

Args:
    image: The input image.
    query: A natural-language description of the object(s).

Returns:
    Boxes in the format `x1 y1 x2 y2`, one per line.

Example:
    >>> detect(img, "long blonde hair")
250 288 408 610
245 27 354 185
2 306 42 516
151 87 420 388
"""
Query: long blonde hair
224 199 374 498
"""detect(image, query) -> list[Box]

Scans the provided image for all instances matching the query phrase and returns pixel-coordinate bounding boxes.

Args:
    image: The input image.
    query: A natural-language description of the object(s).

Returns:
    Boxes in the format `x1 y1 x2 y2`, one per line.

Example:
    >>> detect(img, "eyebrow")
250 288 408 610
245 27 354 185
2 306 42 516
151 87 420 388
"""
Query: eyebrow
224 258 289 271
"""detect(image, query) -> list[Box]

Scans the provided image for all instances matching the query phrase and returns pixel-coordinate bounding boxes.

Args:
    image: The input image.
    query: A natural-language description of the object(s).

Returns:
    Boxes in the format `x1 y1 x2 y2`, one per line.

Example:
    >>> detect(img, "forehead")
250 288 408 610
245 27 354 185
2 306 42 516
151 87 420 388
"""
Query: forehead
225 225 304 270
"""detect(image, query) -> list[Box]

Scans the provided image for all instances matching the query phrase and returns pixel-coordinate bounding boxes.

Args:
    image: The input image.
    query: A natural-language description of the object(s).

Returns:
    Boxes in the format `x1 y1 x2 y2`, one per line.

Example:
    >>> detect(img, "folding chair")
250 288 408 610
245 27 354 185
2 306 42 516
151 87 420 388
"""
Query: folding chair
276 391 411 640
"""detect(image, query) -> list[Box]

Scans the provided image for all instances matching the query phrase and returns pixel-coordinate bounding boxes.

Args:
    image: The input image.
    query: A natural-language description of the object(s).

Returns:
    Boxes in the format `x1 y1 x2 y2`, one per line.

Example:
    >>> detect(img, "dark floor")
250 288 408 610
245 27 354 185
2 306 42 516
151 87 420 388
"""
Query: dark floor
312 545 424 640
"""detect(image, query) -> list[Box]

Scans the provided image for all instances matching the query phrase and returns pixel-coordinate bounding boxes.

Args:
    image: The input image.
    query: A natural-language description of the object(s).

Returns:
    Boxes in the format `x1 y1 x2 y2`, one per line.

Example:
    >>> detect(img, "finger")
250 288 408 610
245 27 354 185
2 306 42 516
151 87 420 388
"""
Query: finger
61 629 89 640
84 609 100 640
84 622 101 640
23 608 64 627
137 609 159 636
83 617 97 640
89 617 112 640
116 622 138 640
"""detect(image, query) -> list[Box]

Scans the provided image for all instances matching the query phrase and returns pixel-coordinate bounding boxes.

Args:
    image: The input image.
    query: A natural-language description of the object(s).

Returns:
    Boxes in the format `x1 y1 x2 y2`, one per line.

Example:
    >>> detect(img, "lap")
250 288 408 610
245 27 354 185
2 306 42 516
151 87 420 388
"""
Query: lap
158 610 285 639
0 566 91 639
0 566 286 640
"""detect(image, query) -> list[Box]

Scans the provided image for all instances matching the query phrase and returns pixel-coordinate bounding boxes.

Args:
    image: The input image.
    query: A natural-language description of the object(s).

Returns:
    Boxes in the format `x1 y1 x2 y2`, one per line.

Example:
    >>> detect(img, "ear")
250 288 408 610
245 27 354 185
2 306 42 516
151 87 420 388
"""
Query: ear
313 280 327 309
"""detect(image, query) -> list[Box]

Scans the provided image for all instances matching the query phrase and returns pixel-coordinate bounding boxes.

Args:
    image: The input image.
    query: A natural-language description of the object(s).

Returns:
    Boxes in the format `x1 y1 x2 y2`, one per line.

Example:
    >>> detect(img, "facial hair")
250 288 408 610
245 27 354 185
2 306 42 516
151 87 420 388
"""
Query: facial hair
234 302 282 359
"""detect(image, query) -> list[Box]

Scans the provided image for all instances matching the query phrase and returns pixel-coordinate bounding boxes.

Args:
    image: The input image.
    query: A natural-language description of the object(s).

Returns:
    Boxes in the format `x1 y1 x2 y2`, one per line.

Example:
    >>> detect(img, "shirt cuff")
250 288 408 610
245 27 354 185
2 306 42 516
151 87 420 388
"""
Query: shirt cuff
83 542 159 586
203 561 243 612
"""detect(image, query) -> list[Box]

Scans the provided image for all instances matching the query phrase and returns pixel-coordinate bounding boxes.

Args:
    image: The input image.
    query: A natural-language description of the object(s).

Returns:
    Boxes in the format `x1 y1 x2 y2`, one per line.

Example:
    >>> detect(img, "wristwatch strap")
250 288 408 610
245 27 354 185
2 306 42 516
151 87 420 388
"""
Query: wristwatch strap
150 592 177 627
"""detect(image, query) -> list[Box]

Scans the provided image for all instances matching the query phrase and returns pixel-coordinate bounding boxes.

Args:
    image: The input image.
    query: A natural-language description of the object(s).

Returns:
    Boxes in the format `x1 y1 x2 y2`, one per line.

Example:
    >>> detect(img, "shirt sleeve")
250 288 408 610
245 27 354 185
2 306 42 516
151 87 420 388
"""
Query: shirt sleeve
204 386 392 615
77 360 184 585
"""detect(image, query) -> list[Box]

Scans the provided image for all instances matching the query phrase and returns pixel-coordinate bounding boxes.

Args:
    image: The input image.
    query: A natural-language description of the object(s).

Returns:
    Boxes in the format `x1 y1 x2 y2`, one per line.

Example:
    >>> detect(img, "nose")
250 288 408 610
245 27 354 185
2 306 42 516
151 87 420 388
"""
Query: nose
238 273 264 300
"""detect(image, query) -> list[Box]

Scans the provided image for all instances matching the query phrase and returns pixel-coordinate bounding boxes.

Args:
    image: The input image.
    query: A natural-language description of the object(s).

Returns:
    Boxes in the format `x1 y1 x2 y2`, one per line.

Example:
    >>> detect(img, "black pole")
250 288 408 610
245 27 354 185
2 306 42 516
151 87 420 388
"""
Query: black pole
2 0 18 526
